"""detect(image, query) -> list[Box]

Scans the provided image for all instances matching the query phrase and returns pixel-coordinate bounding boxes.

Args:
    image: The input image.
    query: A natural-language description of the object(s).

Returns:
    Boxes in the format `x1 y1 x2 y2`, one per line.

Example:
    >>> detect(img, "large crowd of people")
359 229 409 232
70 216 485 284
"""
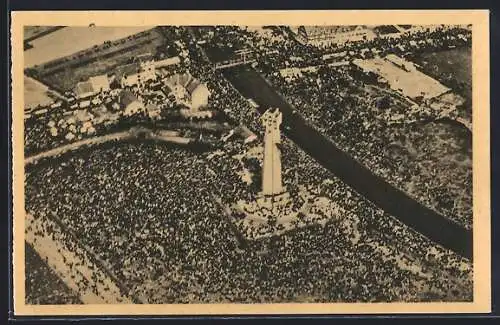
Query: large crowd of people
261 63 472 228
26 135 472 303
25 243 81 304
25 25 474 304
233 26 473 228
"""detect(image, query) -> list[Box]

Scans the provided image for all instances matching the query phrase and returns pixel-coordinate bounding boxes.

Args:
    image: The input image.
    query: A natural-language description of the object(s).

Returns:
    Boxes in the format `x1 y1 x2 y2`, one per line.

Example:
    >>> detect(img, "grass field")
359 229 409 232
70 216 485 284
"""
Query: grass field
25 26 154 68
24 76 55 110
416 47 472 100
32 28 168 92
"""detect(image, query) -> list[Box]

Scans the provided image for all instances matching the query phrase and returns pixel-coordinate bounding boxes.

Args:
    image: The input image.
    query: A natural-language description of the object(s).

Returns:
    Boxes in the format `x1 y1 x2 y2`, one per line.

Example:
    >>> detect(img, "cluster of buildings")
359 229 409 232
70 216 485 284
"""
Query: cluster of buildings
164 72 211 112
290 25 378 46
29 49 213 144
46 108 98 141
289 24 467 47
352 54 450 101
68 53 210 120
289 25 455 47
74 54 182 100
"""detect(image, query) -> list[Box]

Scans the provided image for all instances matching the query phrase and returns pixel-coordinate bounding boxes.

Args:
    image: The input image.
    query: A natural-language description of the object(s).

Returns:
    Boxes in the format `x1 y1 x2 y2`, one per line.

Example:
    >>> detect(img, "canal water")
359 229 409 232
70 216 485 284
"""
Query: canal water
222 65 472 260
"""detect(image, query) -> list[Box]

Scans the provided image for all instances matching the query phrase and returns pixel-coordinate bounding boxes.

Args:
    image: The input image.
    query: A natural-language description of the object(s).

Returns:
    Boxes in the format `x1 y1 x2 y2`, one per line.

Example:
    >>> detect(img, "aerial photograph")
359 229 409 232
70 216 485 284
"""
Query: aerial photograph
23 24 473 304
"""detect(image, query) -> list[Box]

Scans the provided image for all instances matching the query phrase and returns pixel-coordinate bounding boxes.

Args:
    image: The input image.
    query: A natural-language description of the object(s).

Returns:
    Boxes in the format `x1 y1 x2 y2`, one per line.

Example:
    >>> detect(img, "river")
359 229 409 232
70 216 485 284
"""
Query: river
221 64 472 260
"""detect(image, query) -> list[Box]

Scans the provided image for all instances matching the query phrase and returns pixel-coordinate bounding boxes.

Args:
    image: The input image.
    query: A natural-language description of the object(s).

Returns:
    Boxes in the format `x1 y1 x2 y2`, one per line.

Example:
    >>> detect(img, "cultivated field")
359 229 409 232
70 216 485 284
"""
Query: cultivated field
24 76 55 110
24 26 154 68
28 27 169 92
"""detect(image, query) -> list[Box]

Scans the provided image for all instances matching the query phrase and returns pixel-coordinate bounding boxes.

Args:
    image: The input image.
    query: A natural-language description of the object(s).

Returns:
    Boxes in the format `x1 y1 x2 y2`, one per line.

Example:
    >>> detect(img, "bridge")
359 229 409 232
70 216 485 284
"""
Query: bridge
214 49 256 70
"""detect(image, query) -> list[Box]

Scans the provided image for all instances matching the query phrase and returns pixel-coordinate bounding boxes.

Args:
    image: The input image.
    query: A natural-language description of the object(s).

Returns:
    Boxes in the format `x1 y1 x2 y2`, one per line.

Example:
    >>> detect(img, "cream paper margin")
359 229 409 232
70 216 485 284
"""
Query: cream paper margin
11 10 491 316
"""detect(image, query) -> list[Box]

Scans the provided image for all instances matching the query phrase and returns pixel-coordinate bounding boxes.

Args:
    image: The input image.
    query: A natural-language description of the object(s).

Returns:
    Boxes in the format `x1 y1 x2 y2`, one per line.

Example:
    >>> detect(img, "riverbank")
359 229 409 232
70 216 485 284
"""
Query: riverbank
222 65 472 260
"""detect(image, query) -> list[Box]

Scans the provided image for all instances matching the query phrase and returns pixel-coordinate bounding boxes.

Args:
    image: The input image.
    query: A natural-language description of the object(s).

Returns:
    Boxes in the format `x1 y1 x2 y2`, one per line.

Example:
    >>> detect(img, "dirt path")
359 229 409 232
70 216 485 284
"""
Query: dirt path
25 130 194 165
25 131 131 165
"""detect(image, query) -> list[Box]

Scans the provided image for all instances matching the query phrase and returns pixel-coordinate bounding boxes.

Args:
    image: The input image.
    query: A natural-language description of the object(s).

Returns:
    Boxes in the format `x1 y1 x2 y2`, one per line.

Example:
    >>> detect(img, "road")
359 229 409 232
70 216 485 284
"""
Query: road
25 131 131 165
25 129 194 165
222 65 472 260
25 213 134 304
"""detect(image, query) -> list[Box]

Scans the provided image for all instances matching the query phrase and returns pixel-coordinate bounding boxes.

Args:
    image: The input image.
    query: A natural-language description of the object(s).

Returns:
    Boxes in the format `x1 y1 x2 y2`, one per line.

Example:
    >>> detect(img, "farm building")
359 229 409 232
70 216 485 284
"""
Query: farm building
120 90 145 116
74 74 110 98
164 73 210 111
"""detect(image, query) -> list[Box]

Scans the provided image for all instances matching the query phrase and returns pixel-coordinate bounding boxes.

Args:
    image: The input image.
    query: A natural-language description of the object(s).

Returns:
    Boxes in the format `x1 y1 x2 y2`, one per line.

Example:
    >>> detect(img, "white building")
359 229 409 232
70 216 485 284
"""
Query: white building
165 73 210 111
291 25 376 46
88 75 110 93
74 74 110 99
74 81 95 99
154 56 181 69
79 100 91 109
187 82 210 111
118 61 157 88
120 90 145 116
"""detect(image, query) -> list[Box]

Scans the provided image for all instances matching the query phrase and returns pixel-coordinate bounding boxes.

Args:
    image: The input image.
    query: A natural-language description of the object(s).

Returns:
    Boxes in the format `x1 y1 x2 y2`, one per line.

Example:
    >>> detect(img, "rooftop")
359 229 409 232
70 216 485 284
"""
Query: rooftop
119 90 140 108
114 63 141 80
75 81 94 97
299 25 368 37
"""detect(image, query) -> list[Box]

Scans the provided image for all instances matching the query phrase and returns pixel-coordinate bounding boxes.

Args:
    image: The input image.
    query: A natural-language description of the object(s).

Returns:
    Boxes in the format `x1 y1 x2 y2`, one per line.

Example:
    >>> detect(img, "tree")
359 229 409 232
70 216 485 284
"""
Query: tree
377 96 391 110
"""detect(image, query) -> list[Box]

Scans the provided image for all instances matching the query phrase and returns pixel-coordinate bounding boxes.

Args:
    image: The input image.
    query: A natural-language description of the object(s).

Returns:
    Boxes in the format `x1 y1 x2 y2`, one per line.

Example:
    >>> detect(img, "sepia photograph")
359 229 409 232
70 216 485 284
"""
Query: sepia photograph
11 10 490 315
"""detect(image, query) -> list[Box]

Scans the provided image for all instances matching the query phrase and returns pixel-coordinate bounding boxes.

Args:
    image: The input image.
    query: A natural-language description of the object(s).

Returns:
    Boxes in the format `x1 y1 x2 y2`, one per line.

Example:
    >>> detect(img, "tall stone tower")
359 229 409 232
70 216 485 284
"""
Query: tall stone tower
261 107 283 196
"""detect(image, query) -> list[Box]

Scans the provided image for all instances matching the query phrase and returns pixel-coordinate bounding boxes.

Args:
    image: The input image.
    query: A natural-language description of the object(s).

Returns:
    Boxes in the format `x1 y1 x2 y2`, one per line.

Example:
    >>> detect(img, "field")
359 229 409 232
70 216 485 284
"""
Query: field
24 26 65 42
353 57 450 100
413 47 472 119
418 47 472 97
28 28 170 92
24 76 55 110
24 26 154 68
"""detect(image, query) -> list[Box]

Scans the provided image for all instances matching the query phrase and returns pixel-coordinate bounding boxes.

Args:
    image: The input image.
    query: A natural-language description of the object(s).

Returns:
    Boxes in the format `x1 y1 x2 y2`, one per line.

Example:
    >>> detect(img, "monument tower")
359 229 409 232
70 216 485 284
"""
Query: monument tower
261 107 283 196
232 108 340 239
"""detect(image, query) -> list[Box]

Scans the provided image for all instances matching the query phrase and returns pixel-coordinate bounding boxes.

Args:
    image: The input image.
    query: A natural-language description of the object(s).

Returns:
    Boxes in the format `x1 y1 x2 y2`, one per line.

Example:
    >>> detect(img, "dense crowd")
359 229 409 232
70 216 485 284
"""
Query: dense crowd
26 136 472 303
25 25 474 304
261 63 473 228
25 243 81 304
232 26 473 228
249 25 471 72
